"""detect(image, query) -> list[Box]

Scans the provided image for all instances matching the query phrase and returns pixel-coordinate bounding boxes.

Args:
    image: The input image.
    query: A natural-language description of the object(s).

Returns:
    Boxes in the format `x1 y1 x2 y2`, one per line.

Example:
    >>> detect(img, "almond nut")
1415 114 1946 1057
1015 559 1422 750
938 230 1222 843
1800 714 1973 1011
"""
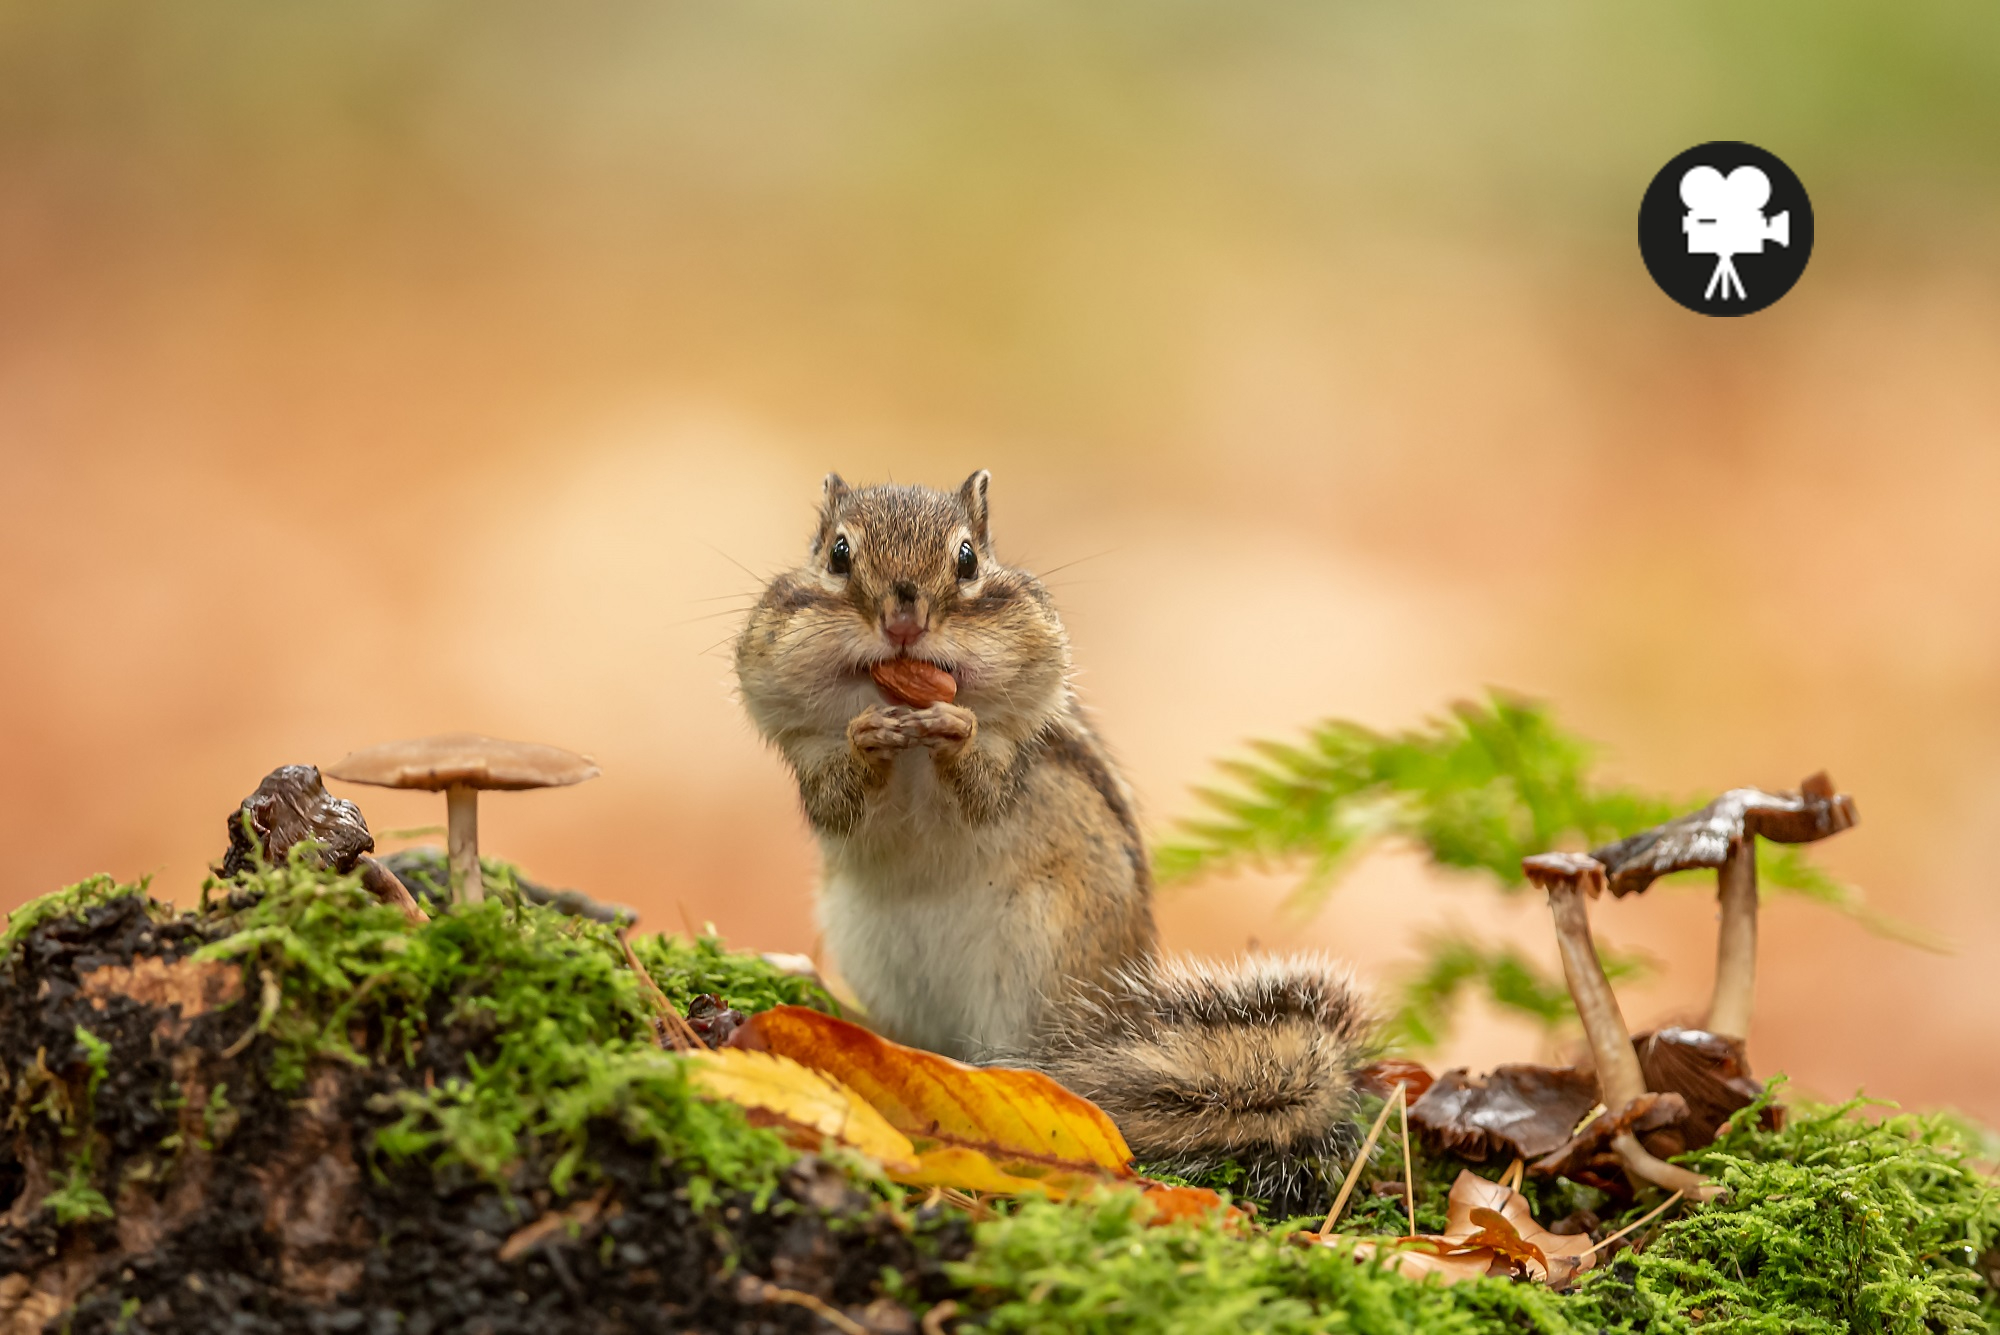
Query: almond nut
869 660 957 707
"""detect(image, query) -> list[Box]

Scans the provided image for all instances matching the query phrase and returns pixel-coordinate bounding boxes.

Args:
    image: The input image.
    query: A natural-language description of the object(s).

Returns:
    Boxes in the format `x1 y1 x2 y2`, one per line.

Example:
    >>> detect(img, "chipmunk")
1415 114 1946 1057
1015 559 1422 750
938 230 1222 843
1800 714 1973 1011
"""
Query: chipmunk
735 471 1374 1206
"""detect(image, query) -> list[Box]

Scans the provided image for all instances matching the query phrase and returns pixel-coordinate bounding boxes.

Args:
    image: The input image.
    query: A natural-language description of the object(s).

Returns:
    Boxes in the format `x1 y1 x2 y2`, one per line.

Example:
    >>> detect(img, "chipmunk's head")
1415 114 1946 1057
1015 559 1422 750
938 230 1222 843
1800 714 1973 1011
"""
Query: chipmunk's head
736 470 1071 740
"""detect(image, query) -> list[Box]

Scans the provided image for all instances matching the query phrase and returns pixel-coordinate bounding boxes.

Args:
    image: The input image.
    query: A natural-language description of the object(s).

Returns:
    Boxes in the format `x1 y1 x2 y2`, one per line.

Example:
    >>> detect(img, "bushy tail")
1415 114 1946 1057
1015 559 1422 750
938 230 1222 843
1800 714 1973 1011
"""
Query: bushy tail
1031 954 1376 1215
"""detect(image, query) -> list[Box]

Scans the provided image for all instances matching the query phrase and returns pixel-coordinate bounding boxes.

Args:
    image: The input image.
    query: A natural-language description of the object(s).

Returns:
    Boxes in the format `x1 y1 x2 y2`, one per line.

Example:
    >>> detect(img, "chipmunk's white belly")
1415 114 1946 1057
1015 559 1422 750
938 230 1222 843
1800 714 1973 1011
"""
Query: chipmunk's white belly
818 758 1053 1060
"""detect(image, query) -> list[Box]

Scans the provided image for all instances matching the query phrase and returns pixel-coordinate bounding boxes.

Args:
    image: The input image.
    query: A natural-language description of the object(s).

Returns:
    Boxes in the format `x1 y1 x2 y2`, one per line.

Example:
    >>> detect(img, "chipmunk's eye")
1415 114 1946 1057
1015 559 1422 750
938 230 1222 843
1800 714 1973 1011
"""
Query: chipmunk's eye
955 540 978 582
829 534 852 576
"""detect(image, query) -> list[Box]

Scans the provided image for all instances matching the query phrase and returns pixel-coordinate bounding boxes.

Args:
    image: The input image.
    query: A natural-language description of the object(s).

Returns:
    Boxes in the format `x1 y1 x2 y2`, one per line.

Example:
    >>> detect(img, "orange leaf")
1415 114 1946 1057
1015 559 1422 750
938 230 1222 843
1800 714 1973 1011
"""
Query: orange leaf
1309 1170 1598 1288
727 1006 1135 1198
1449 1207 1547 1276
1137 1182 1244 1226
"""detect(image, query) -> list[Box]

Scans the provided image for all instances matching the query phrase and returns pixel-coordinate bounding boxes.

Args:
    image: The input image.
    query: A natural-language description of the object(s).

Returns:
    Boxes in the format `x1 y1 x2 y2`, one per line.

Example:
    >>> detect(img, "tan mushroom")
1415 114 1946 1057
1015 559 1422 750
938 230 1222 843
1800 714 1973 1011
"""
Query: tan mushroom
326 734 599 905
1523 852 1721 1201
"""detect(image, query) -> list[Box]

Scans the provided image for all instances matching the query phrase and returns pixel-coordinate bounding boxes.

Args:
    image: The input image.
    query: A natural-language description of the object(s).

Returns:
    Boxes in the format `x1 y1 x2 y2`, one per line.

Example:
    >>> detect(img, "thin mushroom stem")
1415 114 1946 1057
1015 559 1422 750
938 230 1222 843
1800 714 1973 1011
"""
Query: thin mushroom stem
446 784 484 905
1532 854 1723 1204
1709 836 1757 1041
358 855 430 926
1611 1132 1723 1201
1545 880 1647 1111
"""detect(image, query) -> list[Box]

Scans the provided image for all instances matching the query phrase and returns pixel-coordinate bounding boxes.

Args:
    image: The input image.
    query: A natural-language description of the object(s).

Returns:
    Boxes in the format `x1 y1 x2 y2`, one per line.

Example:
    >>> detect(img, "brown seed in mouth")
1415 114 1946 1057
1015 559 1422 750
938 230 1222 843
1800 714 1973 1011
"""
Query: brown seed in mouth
869 659 957 707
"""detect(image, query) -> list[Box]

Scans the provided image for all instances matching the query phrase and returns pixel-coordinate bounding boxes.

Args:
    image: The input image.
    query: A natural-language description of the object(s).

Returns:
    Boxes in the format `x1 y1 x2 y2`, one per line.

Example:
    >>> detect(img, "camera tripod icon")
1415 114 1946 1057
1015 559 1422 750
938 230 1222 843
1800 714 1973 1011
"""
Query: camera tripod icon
1681 166 1790 302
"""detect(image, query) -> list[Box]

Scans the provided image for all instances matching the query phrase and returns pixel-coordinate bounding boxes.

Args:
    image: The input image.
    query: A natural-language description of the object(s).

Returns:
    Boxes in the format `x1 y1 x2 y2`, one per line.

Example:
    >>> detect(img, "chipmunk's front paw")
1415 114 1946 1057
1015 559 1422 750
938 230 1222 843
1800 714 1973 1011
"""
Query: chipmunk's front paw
848 705 927 765
908 703 976 756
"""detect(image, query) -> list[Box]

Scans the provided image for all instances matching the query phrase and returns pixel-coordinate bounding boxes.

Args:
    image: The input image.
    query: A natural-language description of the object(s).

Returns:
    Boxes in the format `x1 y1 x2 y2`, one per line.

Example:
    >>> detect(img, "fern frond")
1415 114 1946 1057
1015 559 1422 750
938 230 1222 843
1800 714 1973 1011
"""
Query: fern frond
1155 689 1900 938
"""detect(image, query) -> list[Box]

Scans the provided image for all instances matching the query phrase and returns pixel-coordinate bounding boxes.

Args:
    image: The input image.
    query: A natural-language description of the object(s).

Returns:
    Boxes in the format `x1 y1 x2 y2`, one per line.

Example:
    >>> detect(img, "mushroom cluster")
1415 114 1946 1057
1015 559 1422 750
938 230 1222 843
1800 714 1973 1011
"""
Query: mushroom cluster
1409 772 1858 1202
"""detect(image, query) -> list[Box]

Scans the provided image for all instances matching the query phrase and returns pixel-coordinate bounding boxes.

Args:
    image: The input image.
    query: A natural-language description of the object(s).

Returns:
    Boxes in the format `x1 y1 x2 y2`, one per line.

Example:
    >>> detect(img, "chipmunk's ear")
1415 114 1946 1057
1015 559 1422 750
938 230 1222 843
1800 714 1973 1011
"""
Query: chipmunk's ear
958 469 992 547
810 473 851 554
821 472 851 514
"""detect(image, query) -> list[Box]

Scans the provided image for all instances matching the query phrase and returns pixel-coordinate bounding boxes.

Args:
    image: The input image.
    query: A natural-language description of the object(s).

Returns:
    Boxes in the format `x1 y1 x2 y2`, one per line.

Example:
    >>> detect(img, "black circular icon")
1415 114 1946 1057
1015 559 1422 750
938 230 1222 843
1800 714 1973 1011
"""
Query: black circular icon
1639 142 1813 316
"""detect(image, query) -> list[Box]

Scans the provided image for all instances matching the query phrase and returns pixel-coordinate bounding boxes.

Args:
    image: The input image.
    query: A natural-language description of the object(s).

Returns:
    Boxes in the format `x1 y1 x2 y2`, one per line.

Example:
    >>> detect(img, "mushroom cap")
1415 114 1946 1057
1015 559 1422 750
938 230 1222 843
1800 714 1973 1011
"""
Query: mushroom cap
326 733 599 792
1522 851 1608 897
1590 772 1857 898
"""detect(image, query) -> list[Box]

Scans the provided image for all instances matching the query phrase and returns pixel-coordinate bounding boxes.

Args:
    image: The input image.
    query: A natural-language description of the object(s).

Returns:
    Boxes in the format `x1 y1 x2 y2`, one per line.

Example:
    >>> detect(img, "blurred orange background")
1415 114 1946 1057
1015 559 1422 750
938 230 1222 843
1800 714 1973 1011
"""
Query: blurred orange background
3 5 1997 1120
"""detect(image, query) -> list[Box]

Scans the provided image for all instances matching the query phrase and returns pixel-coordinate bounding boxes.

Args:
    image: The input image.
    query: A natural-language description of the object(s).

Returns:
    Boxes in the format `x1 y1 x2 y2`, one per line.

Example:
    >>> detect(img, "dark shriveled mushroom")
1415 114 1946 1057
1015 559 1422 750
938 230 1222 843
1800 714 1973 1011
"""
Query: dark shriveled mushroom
221 765 428 925
1591 772 1856 1041
327 734 599 905
1407 1064 1601 1163
1523 852 1720 1201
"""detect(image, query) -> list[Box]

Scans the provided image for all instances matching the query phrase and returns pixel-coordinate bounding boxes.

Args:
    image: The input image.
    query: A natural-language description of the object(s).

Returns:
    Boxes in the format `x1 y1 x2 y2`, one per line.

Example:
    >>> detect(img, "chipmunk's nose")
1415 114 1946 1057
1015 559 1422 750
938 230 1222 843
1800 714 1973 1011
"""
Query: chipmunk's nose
881 582 929 648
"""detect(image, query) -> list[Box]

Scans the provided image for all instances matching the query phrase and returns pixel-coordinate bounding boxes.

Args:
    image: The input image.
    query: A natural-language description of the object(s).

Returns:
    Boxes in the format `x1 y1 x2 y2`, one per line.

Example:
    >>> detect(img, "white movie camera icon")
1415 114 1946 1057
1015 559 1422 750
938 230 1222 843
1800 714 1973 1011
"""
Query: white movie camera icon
1681 165 1789 301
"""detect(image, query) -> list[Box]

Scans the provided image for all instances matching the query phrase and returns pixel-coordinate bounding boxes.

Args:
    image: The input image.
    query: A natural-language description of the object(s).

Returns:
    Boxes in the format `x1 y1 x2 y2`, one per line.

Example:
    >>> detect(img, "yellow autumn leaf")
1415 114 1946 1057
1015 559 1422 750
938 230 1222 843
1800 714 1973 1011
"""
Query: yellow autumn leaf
685 1047 918 1173
728 1006 1132 1189
893 1145 1108 1199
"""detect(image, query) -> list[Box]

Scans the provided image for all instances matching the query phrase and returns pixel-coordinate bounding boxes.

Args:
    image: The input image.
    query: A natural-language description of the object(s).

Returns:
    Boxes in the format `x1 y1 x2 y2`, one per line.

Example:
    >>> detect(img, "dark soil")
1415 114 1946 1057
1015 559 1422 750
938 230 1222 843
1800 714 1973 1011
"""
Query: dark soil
1 892 970 1335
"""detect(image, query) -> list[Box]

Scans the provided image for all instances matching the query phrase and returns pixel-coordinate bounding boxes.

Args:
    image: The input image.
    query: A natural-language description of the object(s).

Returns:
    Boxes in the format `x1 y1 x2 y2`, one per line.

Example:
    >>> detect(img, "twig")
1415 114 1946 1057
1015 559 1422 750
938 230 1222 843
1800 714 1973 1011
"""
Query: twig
921 1300 960 1335
741 1278 868 1335
940 1188 986 1219
497 1185 614 1263
1321 1084 1401 1234
1397 1082 1416 1237
1582 1189 1685 1257
619 928 704 1051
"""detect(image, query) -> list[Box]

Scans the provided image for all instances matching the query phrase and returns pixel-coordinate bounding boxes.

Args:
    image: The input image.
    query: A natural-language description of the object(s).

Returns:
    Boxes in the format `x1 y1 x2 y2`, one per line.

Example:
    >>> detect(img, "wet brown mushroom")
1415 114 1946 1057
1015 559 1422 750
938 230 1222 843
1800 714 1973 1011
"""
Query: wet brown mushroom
1522 852 1719 1200
1408 1064 1602 1164
1591 772 1856 1042
221 765 428 925
326 734 599 905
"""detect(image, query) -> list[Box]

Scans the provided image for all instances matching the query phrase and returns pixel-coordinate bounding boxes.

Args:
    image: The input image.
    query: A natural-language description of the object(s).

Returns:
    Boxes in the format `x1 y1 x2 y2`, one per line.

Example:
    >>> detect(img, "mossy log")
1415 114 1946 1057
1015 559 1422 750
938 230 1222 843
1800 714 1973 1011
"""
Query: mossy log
0 874 964 1335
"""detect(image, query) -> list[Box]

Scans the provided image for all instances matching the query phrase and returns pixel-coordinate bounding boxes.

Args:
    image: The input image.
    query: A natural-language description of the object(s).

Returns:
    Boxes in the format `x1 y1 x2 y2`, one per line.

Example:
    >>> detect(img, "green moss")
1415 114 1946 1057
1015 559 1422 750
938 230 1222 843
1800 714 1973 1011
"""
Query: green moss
961 1090 1999 1335
631 930 839 1015
1568 1089 2000 1334
188 851 803 1200
953 1189 1579 1334
0 873 149 965
44 1160 115 1226
37 1024 118 1225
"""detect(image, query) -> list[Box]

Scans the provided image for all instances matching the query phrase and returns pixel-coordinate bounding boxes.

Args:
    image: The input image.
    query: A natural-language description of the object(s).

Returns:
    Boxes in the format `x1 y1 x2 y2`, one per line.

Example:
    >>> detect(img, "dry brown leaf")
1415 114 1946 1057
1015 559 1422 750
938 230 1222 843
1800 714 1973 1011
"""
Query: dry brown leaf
1408 1065 1601 1163
1309 1168 1597 1288
1339 1238 1502 1285
1442 1170 1594 1281
685 1047 918 1173
1356 1059 1436 1102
